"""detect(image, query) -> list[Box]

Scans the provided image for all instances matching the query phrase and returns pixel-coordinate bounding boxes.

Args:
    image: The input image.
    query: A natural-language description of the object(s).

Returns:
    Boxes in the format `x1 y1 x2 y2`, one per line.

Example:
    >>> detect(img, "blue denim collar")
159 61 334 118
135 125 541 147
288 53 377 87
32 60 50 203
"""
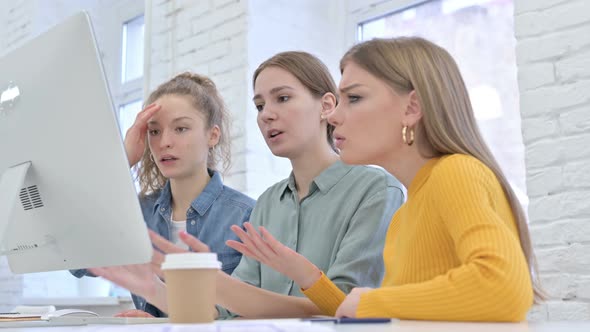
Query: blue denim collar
153 169 224 218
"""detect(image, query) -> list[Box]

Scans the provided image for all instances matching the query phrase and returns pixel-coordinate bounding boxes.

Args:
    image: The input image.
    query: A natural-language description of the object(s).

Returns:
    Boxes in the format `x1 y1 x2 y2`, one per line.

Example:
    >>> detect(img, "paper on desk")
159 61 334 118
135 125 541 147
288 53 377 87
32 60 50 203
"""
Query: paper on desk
0 305 58 322
13 305 56 315
76 319 335 331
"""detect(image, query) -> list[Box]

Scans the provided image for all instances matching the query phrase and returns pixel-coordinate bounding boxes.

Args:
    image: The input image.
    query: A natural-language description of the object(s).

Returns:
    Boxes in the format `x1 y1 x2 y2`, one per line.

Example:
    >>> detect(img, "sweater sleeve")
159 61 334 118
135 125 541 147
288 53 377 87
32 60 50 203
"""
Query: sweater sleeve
356 156 533 321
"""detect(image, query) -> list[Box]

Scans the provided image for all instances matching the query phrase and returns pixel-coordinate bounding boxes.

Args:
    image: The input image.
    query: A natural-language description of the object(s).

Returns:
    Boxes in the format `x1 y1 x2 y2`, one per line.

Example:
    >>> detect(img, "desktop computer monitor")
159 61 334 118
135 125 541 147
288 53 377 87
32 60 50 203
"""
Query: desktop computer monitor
0 12 152 273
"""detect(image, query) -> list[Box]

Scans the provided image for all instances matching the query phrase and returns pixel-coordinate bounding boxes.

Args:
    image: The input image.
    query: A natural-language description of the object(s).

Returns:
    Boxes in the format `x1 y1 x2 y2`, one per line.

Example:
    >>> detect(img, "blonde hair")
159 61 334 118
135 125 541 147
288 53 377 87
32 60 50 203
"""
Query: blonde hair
253 51 338 151
137 72 231 197
342 37 544 302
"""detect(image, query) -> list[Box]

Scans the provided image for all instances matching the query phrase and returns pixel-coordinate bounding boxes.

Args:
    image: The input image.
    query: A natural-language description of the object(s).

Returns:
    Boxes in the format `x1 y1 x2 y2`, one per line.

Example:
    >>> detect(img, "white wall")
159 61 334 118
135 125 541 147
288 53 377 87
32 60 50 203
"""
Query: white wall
147 0 251 192
147 0 345 198
514 0 590 321
244 0 345 197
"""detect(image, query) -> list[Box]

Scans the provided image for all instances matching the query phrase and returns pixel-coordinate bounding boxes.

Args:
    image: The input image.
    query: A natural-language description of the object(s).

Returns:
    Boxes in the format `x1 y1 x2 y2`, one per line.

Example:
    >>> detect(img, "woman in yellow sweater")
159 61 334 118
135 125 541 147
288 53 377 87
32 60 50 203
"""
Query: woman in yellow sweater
226 37 543 322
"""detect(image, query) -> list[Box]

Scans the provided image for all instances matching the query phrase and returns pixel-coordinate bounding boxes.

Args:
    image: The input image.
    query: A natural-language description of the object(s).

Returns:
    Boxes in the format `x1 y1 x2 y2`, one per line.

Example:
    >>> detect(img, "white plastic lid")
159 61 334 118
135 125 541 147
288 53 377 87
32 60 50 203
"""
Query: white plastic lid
161 253 222 270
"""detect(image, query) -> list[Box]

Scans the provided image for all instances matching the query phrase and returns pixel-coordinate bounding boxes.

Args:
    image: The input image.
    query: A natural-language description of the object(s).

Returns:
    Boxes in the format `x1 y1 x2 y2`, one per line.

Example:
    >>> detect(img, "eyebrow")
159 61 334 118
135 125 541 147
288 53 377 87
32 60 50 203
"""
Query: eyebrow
252 85 295 101
148 116 193 125
339 83 365 93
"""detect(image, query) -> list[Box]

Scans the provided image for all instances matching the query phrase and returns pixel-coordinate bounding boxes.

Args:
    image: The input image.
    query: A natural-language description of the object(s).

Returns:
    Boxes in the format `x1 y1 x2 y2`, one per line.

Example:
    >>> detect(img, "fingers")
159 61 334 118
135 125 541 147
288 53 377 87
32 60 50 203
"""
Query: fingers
126 103 161 139
258 226 289 254
151 248 165 266
230 224 269 261
149 230 187 254
335 306 345 318
114 309 154 318
179 231 210 252
243 223 277 259
135 103 161 126
226 239 259 259
88 267 124 286
88 267 105 278
151 250 166 279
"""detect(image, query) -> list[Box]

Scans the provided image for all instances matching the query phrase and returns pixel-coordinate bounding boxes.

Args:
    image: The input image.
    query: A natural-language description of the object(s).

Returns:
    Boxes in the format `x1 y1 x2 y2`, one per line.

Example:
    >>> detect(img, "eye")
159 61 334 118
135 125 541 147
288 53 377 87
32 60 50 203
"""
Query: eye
347 95 361 103
255 103 264 112
278 95 290 103
148 129 160 136
176 127 189 133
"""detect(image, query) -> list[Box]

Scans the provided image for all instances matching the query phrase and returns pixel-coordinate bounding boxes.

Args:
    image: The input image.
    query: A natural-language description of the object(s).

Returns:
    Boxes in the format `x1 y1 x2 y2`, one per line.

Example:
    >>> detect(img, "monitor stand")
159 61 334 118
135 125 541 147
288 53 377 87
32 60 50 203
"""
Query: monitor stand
0 161 31 256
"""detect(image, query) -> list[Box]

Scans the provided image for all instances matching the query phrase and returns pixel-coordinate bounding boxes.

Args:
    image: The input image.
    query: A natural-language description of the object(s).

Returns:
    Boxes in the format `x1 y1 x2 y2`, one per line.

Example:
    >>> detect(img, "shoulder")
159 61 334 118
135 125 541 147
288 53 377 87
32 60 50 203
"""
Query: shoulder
343 164 404 192
432 154 496 184
138 190 161 211
218 185 256 211
429 154 501 202
255 177 290 202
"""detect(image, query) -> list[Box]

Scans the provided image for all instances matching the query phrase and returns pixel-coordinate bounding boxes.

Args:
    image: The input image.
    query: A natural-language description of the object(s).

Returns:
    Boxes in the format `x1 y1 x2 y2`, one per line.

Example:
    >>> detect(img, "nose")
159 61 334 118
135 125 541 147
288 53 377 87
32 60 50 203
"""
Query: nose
327 103 342 127
159 129 173 149
259 104 277 123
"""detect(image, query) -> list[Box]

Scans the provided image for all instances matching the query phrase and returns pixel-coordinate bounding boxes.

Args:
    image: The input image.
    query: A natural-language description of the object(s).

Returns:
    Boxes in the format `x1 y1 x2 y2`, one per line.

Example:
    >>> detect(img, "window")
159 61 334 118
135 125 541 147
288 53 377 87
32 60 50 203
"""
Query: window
119 99 143 137
121 15 145 83
358 0 528 209
116 14 145 140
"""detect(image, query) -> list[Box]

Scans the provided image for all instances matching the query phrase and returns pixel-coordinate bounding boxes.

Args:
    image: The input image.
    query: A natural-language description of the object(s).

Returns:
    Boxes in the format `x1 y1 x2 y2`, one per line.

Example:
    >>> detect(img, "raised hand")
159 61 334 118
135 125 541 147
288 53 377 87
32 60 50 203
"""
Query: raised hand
148 229 210 254
124 103 161 167
226 222 321 289
88 262 165 310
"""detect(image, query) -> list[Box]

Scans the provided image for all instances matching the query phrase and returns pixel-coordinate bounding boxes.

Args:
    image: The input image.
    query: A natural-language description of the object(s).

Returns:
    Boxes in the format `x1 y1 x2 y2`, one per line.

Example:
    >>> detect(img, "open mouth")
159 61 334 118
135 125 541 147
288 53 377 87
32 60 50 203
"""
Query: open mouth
160 156 178 162
268 130 283 139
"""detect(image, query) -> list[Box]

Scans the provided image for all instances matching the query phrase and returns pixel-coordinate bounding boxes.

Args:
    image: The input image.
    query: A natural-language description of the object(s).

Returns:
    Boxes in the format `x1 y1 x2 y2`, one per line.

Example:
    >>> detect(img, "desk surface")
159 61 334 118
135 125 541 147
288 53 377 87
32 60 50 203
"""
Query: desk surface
0 319 589 332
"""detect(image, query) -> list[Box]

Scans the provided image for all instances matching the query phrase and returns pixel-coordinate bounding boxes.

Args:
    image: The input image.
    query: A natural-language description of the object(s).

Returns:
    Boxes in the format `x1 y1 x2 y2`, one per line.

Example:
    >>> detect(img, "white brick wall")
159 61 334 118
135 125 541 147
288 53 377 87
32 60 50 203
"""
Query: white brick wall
515 0 590 321
148 0 344 198
244 0 344 197
148 0 251 192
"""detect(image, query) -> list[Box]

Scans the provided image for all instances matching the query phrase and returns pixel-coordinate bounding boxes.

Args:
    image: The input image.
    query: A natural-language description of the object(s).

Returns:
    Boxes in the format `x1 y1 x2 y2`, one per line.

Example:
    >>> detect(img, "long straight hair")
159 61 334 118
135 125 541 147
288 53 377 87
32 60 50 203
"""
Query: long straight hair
341 37 544 302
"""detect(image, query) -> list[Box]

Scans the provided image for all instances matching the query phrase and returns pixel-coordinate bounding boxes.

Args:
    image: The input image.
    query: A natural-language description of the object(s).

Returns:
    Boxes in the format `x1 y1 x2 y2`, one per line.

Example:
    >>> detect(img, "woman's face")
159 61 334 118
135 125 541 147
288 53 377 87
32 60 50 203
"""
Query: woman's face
147 94 217 179
253 66 326 159
329 61 410 167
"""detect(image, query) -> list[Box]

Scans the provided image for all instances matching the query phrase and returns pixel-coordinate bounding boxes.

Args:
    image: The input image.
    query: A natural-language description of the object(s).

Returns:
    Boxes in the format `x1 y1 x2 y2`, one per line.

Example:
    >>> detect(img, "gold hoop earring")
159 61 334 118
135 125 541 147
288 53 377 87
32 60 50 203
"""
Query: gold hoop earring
402 126 415 146
149 154 155 162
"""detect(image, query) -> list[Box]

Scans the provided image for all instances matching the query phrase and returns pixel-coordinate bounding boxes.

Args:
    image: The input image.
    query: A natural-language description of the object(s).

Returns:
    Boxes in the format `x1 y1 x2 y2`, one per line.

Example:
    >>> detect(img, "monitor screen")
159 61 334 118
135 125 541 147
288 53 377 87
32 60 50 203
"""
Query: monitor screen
0 12 152 274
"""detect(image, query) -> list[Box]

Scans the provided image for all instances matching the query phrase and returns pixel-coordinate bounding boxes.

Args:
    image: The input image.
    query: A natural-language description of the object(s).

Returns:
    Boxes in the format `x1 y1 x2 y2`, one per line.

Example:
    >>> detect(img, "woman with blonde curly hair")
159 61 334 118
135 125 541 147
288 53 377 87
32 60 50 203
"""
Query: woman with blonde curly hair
73 72 254 317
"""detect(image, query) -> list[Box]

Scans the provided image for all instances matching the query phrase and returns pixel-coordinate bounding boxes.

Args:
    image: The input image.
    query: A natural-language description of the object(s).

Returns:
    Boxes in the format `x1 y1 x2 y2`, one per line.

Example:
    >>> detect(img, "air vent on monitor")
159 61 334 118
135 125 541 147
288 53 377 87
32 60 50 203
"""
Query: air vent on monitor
19 185 44 210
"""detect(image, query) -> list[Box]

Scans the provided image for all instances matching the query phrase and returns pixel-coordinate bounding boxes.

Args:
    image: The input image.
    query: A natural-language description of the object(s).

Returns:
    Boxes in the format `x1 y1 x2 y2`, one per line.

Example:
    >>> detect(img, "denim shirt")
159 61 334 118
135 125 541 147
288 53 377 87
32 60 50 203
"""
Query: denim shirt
72 170 255 317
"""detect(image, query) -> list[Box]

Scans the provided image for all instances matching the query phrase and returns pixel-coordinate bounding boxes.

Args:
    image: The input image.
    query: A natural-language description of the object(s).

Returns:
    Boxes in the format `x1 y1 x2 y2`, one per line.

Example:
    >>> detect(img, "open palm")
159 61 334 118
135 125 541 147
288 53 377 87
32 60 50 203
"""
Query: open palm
226 222 321 289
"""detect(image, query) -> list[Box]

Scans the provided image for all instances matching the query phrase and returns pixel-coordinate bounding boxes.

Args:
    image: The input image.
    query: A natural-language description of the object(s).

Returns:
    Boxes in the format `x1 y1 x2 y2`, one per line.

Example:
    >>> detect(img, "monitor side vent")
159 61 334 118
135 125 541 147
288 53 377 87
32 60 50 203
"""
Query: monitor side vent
19 185 44 210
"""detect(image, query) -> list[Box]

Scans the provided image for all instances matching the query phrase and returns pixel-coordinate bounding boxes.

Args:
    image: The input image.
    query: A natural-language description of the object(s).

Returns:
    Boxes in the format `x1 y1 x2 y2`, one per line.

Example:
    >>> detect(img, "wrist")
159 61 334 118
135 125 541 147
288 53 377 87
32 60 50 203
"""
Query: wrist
297 263 322 290
146 278 168 313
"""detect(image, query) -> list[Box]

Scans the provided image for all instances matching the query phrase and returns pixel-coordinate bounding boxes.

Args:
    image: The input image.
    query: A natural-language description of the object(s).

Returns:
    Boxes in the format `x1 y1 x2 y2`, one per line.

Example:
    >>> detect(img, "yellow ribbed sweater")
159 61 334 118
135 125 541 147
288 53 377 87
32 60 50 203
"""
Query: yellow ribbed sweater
303 154 533 321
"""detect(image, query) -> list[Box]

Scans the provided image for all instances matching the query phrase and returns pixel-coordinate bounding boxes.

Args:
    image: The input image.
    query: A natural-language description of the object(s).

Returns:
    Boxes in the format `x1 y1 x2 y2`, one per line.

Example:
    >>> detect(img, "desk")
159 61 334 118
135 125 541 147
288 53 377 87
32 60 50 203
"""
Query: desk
0 319 589 332
18 297 134 317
